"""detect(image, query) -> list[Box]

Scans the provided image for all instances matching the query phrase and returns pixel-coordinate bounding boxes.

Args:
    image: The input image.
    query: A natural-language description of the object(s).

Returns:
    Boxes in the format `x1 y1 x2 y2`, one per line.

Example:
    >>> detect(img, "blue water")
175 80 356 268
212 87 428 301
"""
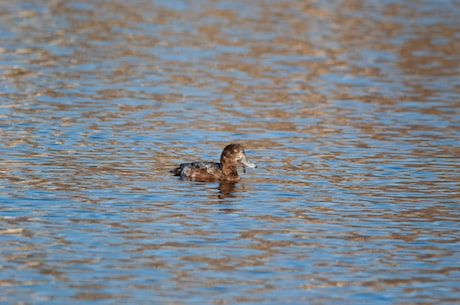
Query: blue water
1 0 459 304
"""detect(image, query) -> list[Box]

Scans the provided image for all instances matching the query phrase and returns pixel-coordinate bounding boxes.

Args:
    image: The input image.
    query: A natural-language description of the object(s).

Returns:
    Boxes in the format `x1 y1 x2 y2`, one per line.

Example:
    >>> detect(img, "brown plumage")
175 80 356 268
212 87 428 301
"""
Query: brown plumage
172 144 257 182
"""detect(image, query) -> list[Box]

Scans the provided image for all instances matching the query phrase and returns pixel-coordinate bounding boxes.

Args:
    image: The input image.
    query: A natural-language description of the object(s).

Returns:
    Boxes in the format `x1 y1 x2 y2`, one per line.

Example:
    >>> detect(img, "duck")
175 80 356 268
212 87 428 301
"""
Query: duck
172 144 257 182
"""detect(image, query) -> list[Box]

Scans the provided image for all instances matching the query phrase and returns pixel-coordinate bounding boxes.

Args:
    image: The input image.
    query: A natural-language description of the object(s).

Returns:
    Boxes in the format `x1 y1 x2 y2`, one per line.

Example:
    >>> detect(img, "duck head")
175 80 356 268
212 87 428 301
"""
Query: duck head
220 144 257 170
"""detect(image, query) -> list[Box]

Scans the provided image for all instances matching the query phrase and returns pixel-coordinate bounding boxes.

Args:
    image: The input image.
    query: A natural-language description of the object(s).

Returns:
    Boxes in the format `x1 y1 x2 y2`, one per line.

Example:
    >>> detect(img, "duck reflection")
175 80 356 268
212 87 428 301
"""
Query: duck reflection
218 181 238 198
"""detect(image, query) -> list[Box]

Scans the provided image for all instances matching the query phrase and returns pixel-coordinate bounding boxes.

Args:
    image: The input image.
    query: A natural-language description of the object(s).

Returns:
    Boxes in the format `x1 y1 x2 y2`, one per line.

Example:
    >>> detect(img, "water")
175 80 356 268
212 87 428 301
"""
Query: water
1 0 459 304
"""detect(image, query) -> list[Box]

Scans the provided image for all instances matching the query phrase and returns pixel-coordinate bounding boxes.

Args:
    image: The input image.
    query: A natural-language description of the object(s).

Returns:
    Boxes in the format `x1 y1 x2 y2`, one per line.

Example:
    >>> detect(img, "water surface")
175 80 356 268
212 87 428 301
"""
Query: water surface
1 0 459 304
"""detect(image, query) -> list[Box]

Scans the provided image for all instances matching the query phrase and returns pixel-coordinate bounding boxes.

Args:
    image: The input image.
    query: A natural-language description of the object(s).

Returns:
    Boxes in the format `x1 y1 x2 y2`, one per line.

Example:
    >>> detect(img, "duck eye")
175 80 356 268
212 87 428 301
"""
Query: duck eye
233 149 238 153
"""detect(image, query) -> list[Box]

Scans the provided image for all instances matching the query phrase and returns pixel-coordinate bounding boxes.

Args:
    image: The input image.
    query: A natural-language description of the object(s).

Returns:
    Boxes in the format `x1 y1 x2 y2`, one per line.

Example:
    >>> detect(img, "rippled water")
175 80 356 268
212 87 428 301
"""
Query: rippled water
1 0 459 304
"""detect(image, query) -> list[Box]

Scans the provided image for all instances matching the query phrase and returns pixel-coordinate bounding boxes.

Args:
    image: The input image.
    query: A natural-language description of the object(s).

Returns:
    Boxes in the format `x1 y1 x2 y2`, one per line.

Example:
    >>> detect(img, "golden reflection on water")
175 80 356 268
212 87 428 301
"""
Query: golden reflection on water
0 0 459 304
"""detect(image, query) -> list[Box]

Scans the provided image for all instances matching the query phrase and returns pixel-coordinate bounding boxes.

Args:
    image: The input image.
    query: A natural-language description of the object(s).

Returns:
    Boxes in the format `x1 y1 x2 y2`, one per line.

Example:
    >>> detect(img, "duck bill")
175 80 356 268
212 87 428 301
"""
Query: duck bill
239 153 257 169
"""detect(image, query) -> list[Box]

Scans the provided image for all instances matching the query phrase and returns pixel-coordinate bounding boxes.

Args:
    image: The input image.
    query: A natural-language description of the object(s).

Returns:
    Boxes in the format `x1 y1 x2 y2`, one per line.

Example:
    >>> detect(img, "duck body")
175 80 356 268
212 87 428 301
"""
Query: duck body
172 144 256 182
172 162 224 182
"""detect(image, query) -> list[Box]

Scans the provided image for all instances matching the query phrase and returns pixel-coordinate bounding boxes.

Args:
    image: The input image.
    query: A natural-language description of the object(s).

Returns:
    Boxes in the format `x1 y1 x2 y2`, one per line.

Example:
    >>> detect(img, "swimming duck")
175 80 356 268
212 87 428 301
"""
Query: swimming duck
172 144 257 182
